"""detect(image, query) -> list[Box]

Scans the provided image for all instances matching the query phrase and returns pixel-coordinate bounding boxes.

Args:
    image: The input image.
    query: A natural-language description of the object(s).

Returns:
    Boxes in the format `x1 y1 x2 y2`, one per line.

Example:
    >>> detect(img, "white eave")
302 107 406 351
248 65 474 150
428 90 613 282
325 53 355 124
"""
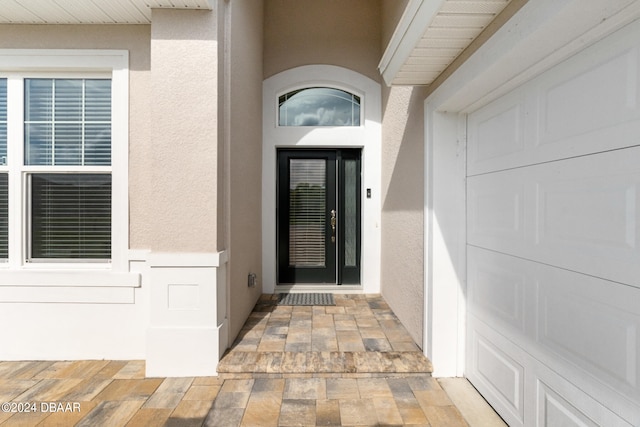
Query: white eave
0 0 214 24
379 0 513 86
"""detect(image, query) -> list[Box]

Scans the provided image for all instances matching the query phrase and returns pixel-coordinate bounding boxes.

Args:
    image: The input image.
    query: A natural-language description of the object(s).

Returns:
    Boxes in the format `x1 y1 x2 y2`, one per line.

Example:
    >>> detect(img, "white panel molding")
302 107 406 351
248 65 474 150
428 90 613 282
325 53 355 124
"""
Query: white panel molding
537 382 600 427
534 375 633 427
467 319 526 427
0 286 135 304
467 248 526 334
146 250 227 377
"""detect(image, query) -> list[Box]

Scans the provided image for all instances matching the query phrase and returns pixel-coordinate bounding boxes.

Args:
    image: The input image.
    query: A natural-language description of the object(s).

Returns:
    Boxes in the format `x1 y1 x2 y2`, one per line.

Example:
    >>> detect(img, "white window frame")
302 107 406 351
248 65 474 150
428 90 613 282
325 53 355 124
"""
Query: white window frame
0 49 134 287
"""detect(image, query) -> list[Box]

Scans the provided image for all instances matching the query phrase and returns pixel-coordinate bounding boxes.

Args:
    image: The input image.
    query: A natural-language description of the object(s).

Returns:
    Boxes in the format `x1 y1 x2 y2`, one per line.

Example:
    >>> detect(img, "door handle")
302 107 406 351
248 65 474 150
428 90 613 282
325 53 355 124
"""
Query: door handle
330 209 337 243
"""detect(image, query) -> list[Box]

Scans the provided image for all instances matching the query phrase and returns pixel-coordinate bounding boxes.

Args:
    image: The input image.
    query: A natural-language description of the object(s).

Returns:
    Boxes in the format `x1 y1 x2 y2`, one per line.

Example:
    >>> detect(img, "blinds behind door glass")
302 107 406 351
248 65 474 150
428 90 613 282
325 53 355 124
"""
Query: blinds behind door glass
30 174 111 260
289 159 326 267
0 174 7 260
0 79 6 165
24 79 111 166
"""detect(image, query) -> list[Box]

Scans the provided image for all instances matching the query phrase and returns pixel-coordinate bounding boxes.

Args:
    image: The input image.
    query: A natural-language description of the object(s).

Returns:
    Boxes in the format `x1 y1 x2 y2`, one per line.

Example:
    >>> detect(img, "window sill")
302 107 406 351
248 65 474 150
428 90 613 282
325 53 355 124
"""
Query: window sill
0 269 140 287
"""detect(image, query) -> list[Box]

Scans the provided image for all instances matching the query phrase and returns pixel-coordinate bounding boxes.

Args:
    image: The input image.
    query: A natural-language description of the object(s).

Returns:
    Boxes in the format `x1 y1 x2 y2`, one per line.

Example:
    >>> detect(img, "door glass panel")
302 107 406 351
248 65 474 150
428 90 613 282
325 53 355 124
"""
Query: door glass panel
289 159 326 267
344 159 357 267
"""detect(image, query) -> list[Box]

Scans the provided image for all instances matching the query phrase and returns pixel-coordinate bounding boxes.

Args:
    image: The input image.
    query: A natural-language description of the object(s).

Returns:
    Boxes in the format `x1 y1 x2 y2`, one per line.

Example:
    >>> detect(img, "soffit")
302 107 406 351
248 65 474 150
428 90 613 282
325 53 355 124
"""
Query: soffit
0 0 213 24
380 0 512 86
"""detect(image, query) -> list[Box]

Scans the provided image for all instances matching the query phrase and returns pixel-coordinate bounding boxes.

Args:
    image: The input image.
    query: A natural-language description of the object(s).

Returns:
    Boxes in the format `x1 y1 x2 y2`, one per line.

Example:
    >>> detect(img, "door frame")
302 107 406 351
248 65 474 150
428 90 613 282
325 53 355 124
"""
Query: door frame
262 65 381 293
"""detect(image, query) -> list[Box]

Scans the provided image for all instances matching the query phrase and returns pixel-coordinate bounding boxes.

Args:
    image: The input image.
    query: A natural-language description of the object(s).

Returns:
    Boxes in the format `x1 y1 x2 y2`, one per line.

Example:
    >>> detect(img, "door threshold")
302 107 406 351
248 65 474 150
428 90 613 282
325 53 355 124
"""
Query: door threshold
276 284 362 293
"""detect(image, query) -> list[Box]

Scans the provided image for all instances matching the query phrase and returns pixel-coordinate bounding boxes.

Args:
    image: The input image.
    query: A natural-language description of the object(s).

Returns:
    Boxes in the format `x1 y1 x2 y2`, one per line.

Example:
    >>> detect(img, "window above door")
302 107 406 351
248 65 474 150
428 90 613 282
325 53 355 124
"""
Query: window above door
278 87 361 127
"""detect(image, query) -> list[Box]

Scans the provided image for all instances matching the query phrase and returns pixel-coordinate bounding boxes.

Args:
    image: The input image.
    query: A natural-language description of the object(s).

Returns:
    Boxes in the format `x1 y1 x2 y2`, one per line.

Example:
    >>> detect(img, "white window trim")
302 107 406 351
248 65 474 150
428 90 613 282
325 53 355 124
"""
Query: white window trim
0 49 133 287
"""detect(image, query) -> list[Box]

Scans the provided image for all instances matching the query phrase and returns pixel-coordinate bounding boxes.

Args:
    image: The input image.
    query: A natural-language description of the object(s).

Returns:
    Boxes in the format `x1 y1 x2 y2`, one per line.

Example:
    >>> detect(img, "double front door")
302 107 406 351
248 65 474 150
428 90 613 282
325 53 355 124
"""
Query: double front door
277 149 361 285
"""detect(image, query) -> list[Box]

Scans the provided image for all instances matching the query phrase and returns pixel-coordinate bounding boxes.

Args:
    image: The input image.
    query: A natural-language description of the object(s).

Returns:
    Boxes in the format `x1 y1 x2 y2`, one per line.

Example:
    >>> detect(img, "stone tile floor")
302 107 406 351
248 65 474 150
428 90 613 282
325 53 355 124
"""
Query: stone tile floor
0 294 475 426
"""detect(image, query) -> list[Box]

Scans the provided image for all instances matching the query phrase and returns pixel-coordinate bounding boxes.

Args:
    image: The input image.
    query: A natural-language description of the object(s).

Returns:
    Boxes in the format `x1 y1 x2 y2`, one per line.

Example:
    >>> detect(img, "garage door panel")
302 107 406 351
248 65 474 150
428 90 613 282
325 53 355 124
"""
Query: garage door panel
535 373 635 427
468 321 525 426
539 47 640 146
468 246 527 334
467 20 640 177
537 382 600 427
467 92 526 169
468 146 640 287
538 178 634 250
468 247 640 404
468 314 639 427
467 173 525 246
538 280 640 393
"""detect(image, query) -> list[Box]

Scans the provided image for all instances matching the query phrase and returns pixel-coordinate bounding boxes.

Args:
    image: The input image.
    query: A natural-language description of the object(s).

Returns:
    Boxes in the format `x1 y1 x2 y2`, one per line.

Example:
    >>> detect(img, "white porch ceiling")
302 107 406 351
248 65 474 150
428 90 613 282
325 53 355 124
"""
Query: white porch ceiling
0 0 213 24
380 0 513 86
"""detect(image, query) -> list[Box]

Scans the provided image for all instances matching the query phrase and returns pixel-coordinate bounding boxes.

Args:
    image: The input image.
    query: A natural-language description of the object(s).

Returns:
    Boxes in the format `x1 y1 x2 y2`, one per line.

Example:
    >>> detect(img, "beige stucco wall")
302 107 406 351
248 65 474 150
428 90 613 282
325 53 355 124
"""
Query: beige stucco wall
150 9 220 252
380 85 426 348
379 0 426 348
263 0 382 82
0 24 154 251
227 0 265 343
382 0 409 48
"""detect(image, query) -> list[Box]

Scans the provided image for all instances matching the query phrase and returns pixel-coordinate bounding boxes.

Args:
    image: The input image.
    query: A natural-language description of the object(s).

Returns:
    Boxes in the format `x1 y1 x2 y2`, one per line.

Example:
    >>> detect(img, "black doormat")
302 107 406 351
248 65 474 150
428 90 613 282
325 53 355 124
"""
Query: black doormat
278 293 335 306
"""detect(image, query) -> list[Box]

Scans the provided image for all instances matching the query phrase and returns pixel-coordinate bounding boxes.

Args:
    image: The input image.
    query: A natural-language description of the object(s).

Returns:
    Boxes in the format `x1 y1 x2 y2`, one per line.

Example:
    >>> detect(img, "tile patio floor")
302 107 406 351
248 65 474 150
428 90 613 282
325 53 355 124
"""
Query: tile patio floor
0 294 480 426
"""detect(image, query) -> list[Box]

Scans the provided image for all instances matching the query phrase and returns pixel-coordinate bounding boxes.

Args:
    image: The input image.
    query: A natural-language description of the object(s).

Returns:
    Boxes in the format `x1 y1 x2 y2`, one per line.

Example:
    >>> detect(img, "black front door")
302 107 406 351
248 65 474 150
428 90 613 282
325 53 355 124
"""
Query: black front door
277 149 361 285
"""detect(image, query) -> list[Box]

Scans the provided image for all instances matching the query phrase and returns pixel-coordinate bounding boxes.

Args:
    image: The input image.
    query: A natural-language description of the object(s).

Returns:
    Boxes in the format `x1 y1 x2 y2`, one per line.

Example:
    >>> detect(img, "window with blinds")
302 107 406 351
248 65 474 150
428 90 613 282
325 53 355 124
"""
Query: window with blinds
30 174 111 260
23 78 112 261
25 79 111 166
0 174 7 260
288 159 326 267
0 79 6 260
0 78 6 166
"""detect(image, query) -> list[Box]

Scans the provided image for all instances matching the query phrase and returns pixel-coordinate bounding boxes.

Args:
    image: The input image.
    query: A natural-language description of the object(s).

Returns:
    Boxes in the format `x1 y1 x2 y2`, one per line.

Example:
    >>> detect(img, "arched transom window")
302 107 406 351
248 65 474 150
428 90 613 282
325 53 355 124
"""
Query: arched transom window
278 87 361 127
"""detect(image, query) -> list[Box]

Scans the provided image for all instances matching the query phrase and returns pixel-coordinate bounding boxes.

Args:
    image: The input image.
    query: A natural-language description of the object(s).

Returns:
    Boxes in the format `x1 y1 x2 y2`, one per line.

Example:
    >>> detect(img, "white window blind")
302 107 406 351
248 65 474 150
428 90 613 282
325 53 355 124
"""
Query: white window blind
0 79 6 260
0 174 7 260
30 174 111 260
0 78 6 165
289 159 326 267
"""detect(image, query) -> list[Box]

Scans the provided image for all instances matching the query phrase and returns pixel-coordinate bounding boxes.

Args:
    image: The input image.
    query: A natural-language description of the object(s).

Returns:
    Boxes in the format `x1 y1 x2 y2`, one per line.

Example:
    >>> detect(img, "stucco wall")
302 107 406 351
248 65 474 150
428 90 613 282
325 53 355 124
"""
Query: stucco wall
382 0 409 48
263 0 382 82
380 85 426 348
150 9 220 252
379 0 426 348
227 0 265 344
0 24 153 251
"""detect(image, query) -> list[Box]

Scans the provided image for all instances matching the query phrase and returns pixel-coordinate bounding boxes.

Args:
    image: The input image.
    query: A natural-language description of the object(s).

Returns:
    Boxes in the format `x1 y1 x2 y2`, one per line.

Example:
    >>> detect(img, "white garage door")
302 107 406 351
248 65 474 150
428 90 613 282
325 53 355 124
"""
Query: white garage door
465 20 640 427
